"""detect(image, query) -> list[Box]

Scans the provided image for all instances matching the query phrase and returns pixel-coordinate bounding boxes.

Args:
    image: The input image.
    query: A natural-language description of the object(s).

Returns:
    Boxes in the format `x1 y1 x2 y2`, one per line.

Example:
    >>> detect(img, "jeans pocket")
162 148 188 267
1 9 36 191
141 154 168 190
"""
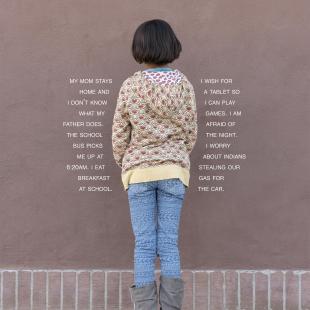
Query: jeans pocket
127 181 152 197
163 178 186 197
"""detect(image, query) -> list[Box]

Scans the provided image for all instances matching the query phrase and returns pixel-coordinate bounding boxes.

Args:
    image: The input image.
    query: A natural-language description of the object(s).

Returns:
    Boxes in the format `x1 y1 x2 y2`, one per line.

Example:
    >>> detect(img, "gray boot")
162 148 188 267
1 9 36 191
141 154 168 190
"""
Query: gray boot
159 275 185 309
129 280 158 310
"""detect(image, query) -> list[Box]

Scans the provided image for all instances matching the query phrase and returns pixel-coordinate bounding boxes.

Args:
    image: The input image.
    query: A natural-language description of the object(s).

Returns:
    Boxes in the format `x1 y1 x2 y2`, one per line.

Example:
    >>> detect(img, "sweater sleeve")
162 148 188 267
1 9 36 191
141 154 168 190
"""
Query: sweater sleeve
112 81 132 168
183 82 198 154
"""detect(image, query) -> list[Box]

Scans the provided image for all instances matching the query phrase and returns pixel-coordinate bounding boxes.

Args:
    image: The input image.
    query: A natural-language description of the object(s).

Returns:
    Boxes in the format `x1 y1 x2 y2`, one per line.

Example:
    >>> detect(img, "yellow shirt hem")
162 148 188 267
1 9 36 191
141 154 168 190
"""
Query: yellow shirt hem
121 164 190 191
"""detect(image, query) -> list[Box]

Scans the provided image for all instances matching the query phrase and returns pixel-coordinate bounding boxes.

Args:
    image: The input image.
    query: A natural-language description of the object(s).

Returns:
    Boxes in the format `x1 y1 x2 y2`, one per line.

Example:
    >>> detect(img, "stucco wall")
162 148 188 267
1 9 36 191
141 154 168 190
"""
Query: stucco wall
0 0 309 271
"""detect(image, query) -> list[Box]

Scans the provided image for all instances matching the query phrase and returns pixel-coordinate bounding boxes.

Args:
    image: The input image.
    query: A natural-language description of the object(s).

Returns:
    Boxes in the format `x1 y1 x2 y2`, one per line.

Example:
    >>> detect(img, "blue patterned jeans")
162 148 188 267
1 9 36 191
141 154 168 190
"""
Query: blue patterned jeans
127 178 186 288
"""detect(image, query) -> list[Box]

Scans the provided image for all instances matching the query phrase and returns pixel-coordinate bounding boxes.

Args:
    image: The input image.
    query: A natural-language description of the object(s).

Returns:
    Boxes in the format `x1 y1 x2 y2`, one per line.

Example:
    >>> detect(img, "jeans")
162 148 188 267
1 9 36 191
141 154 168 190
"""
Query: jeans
127 178 186 288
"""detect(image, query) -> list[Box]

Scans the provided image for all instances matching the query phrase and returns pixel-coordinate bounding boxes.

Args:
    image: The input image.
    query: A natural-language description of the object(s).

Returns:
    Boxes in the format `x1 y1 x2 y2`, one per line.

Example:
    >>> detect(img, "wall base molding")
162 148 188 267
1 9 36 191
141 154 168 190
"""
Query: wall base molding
0 268 309 309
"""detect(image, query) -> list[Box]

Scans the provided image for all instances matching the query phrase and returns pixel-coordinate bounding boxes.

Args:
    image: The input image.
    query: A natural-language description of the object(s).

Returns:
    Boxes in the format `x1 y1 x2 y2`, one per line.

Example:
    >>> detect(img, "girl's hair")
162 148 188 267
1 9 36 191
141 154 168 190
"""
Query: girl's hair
131 19 182 65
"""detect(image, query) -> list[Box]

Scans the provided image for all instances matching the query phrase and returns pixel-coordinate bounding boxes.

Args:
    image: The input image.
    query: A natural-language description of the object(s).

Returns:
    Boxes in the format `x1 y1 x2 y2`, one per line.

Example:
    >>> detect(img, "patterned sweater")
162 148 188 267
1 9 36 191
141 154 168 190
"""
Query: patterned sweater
112 68 198 191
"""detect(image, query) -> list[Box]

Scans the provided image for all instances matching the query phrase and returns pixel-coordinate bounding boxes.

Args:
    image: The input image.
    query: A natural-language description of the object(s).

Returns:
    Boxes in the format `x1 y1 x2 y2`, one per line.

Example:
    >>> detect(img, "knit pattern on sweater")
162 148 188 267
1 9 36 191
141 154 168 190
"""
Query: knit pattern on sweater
112 69 198 174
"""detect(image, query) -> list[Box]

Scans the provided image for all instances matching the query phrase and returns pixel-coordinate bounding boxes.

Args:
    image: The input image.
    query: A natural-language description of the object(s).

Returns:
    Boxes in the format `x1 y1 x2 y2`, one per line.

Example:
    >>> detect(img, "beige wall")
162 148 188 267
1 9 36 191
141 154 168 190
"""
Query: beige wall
0 0 309 269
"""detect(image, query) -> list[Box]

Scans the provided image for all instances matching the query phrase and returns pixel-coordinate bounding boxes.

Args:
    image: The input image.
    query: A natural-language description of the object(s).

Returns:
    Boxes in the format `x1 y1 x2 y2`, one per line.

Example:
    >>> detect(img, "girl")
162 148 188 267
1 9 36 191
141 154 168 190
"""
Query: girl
112 19 198 309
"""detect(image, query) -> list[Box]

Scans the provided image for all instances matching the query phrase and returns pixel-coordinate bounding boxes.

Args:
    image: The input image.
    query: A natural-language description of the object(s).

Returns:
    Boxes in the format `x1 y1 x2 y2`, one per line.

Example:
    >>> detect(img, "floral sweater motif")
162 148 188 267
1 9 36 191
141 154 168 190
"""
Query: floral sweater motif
112 68 198 179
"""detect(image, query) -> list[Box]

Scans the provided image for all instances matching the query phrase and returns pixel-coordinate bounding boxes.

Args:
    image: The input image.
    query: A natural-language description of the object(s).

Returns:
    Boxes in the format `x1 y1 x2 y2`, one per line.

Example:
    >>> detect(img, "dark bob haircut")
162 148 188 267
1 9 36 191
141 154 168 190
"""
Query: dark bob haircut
131 19 182 65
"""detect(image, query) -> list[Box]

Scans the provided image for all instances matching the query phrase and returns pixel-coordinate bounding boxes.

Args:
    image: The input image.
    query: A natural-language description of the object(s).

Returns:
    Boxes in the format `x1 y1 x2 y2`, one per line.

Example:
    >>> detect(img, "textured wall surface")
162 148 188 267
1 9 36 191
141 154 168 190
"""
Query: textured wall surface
0 0 309 274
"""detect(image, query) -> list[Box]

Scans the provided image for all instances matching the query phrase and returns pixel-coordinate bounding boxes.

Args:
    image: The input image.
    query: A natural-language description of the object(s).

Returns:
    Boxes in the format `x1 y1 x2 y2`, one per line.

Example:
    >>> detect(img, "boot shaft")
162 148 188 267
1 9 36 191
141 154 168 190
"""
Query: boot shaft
129 281 158 310
159 275 185 310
